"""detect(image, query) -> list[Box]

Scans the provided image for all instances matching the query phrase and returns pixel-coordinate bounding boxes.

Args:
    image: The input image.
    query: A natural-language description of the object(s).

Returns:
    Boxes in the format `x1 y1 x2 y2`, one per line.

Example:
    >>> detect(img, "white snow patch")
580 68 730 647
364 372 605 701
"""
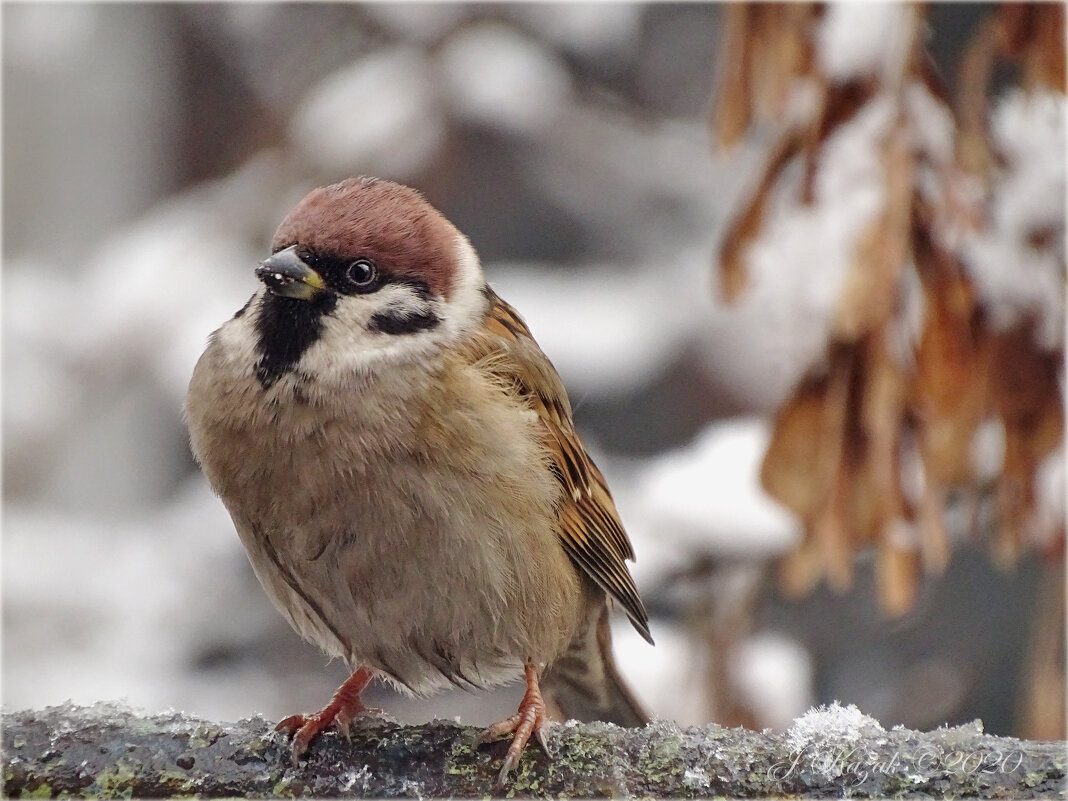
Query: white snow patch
963 89 1066 349
905 82 956 165
291 47 444 180
362 3 466 43
632 418 801 563
724 96 894 405
818 3 914 84
505 4 641 58
970 419 1006 485
487 261 698 394
1034 447 1066 549
438 23 571 136
2 262 86 458
4 3 98 72
729 633 813 732
611 617 708 728
78 195 255 398
0 478 275 721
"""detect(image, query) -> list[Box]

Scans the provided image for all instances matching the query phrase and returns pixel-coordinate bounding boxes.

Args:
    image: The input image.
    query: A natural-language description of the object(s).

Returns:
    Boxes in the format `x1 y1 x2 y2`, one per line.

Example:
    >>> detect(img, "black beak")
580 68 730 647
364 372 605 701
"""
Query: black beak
255 246 327 300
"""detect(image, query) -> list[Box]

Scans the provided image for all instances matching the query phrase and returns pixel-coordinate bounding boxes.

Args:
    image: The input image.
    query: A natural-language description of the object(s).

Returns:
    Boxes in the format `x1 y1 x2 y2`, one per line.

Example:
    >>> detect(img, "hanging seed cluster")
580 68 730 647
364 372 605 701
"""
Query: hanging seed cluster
711 4 1065 616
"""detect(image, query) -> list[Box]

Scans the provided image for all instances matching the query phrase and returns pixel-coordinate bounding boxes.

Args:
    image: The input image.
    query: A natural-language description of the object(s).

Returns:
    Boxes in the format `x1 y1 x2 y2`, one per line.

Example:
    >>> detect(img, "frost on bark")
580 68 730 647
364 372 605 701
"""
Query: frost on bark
3 702 1065 798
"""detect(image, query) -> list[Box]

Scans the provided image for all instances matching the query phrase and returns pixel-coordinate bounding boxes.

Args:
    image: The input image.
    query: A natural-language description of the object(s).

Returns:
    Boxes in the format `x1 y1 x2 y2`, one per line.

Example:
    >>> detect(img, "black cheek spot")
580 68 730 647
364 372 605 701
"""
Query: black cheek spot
369 309 441 335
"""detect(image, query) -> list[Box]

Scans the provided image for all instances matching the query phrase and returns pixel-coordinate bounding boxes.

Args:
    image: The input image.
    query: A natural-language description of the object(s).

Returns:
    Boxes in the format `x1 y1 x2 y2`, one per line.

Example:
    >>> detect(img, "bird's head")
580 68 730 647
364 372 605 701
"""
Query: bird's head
245 177 488 389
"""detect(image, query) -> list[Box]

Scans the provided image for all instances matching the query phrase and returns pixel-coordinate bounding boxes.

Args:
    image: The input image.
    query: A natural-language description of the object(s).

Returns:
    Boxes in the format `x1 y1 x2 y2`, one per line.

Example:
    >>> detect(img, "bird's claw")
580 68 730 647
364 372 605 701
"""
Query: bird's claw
273 668 374 763
482 665 551 789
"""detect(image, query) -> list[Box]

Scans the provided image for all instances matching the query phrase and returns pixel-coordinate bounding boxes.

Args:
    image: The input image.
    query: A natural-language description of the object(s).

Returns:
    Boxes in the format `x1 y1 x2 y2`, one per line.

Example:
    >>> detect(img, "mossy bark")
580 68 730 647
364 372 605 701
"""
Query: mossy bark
3 702 1064 798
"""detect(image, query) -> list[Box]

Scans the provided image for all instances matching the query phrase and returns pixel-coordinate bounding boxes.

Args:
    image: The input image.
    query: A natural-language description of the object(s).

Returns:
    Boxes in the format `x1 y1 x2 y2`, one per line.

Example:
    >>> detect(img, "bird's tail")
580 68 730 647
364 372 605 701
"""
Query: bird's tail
542 601 648 728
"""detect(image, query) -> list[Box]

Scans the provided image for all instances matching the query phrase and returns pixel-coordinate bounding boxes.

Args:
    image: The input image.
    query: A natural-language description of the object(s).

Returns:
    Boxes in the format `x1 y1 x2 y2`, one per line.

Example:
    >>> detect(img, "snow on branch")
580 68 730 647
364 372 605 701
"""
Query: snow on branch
3 702 1064 798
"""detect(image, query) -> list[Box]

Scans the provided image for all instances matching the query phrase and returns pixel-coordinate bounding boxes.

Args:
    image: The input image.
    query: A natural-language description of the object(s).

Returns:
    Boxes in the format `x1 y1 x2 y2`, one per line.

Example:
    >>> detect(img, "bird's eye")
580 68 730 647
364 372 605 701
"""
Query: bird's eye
346 259 379 290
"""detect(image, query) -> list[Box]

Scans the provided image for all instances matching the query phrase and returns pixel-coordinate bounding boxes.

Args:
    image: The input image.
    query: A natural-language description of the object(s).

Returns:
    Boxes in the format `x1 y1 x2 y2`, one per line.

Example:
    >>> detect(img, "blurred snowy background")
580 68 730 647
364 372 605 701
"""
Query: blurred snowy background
3 3 1063 740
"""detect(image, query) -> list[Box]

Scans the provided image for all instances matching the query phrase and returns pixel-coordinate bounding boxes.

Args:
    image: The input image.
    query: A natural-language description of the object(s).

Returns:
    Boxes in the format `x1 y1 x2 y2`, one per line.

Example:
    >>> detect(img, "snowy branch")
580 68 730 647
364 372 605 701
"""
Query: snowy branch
3 702 1064 798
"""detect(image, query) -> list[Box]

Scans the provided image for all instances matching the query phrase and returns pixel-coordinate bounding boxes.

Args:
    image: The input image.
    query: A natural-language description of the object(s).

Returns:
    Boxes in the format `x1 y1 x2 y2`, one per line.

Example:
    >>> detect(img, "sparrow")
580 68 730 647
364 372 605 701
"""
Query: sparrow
184 176 653 786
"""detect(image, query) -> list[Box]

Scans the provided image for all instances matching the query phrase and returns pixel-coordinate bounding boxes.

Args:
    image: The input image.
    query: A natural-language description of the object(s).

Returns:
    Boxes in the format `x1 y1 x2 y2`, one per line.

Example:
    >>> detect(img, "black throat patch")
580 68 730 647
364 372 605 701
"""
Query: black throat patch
253 293 337 389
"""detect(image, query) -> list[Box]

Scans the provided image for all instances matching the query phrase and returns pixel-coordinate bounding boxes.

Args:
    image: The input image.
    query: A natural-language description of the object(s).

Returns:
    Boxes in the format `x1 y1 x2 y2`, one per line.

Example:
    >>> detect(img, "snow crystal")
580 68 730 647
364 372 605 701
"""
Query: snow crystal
338 764 373 793
682 766 712 790
785 702 885 752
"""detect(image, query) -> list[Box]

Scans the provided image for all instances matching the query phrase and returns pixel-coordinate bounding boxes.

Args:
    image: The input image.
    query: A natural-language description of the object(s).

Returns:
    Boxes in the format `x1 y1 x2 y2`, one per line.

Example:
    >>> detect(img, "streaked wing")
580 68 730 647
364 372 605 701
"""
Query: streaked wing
465 287 653 644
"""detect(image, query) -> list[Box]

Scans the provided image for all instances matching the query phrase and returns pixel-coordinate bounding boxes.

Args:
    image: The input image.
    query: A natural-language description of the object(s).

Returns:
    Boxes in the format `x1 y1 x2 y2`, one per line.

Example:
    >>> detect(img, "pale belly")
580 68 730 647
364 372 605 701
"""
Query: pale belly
217 406 582 696
187 337 586 695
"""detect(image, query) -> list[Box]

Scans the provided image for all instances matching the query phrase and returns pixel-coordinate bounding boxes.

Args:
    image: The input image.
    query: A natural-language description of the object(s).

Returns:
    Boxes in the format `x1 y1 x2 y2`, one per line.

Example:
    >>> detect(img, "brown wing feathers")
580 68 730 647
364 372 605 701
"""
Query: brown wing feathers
475 290 653 645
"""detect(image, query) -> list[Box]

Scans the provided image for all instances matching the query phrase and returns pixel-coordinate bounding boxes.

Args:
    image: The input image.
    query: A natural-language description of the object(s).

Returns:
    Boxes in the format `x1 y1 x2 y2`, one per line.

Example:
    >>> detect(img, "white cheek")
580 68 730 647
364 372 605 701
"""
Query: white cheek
301 288 441 381
212 296 263 373
299 235 489 386
442 232 489 338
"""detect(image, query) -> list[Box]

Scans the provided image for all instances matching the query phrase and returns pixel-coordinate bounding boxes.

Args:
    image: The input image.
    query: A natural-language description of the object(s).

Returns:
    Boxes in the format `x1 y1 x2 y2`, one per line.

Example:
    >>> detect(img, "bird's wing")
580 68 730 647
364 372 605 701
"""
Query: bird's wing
464 288 652 644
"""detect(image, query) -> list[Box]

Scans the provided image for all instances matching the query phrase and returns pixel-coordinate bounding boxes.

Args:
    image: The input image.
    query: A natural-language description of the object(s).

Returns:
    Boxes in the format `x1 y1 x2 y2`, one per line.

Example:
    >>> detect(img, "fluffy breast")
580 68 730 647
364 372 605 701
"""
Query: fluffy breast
185 324 584 695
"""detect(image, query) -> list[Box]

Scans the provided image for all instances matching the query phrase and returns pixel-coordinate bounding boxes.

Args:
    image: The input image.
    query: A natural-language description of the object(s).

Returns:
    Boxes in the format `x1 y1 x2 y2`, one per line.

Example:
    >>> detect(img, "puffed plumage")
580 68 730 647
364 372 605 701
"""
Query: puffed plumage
184 177 651 785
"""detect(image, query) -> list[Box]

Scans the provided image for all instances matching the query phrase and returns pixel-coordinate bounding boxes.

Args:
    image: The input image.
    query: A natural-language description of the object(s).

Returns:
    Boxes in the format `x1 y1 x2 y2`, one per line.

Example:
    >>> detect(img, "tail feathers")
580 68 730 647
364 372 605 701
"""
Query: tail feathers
542 602 648 728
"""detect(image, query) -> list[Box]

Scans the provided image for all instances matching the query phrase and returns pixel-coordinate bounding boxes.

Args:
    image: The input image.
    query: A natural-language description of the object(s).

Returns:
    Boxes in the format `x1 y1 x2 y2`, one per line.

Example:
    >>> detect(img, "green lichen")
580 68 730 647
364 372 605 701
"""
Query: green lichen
443 736 482 782
635 731 686 786
154 769 198 795
271 776 297 797
185 724 224 751
22 781 53 798
505 756 545 797
89 761 141 798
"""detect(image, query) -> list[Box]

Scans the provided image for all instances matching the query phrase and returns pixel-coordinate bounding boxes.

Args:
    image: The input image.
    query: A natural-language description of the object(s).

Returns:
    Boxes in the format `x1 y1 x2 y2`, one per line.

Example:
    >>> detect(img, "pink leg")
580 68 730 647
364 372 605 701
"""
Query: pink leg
481 661 552 788
275 666 374 762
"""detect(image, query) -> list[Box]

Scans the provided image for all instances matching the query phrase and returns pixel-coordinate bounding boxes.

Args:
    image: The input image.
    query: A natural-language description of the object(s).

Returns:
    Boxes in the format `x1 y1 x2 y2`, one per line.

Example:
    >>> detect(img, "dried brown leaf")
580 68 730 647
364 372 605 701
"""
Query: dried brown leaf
989 324 1065 566
854 332 909 548
997 4 1067 93
955 13 999 177
778 539 822 599
711 5 757 151
761 353 852 519
909 265 988 488
717 126 804 302
875 536 921 618
833 123 914 341
763 352 858 592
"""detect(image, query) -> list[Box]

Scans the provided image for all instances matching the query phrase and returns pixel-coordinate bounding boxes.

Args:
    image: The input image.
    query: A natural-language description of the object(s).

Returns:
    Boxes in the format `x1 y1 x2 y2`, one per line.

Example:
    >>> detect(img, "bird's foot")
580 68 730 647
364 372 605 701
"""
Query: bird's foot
481 662 552 789
275 666 374 763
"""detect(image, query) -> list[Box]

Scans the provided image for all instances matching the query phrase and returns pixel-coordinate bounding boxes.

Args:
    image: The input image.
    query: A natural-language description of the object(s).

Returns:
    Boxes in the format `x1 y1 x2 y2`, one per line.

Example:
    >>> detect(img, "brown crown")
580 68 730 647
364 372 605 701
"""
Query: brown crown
271 177 460 299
